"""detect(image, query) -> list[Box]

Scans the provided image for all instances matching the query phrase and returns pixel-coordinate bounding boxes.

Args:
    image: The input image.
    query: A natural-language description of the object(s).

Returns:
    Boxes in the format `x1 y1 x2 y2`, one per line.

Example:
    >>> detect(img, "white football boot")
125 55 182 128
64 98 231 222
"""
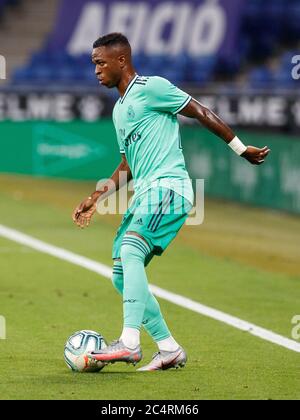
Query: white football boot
137 347 187 371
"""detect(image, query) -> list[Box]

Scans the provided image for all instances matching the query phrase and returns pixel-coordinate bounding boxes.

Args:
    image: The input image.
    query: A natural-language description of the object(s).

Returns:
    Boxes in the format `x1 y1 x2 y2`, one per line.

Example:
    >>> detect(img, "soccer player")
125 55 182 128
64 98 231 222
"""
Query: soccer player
72 33 270 371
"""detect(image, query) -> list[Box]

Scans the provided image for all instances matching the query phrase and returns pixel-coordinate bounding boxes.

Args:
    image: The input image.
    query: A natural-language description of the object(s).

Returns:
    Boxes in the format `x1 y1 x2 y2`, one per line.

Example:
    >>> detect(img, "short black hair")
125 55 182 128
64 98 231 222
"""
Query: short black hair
93 33 130 49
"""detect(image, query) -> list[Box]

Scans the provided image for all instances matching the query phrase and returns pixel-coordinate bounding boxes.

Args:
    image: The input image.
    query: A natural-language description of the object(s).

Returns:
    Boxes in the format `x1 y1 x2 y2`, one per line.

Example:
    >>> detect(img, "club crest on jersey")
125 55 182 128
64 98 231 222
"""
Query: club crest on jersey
127 105 135 121
119 128 125 139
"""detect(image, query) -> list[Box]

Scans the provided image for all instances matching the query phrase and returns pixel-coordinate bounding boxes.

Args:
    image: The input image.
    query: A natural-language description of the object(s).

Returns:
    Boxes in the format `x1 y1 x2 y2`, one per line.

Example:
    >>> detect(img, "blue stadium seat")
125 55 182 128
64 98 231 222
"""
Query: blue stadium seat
248 67 273 88
218 55 241 75
80 64 98 86
190 56 217 71
160 68 185 84
29 51 49 67
133 54 148 69
272 68 296 88
12 67 34 84
30 64 55 85
76 54 92 67
146 55 168 72
182 56 216 84
54 65 78 84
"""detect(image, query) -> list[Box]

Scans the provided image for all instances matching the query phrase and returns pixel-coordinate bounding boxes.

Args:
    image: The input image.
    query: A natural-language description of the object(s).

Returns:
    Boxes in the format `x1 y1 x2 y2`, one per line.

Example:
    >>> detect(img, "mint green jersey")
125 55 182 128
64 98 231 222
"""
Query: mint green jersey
112 75 194 205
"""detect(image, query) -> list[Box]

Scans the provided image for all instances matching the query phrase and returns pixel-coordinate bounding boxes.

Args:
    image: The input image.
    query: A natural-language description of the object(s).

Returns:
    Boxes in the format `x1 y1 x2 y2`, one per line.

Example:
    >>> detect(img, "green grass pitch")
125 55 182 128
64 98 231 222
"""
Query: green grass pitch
0 174 299 400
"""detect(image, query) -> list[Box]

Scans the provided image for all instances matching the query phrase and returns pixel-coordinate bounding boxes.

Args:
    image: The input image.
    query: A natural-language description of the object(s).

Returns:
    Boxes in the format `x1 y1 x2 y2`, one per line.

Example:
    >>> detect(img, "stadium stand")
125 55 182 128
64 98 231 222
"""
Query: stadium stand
0 0 59 81
1 0 299 89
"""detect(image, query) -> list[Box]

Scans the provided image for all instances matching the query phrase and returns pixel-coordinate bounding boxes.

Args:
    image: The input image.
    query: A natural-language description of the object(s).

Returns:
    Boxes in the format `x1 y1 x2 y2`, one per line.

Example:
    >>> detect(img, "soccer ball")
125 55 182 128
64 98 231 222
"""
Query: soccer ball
64 330 107 372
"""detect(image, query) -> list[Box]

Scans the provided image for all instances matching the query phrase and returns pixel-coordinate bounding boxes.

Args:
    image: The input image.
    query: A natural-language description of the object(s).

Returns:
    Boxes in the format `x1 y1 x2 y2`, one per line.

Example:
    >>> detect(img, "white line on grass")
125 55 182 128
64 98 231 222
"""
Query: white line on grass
1 224 300 354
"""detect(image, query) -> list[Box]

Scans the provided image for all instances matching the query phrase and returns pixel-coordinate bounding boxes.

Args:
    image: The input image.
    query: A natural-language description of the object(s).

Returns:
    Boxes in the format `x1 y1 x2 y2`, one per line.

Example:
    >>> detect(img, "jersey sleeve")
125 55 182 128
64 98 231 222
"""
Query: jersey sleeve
146 76 191 114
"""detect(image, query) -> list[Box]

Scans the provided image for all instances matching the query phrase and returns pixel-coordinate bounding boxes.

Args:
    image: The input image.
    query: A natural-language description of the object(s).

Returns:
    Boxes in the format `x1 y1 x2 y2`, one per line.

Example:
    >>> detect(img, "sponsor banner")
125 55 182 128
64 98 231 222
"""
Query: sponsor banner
0 91 113 122
182 128 300 214
0 121 120 179
0 90 299 131
188 93 300 131
49 0 245 58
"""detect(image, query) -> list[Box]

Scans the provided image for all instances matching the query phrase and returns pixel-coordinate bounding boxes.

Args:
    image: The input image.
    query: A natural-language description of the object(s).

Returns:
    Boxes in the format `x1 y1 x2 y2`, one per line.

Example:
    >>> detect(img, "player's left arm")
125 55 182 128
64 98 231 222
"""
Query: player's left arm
180 98 270 165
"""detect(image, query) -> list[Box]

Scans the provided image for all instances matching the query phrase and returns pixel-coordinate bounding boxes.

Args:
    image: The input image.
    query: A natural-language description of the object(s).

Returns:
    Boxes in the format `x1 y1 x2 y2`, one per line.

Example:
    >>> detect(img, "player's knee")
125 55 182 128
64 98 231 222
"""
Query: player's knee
120 234 150 264
120 242 145 264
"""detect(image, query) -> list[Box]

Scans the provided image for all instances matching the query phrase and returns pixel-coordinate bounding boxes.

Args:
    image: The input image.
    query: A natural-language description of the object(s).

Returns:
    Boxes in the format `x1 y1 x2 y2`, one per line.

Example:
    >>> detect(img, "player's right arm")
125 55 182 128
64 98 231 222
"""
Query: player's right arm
72 153 132 228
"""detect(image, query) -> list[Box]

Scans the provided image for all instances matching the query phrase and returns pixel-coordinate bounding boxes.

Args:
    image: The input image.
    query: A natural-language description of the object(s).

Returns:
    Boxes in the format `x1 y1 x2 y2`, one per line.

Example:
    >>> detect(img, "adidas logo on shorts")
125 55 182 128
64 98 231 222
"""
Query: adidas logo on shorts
134 218 143 225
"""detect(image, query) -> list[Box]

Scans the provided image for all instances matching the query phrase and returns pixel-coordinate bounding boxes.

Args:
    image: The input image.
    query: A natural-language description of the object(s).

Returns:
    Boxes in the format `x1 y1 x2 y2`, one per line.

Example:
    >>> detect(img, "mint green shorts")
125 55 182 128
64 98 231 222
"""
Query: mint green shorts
112 187 192 266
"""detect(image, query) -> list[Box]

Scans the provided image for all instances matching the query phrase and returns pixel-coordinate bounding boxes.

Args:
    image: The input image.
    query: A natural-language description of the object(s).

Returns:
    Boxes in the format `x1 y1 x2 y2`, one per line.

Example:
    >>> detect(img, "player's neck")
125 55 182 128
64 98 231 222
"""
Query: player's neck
118 70 137 98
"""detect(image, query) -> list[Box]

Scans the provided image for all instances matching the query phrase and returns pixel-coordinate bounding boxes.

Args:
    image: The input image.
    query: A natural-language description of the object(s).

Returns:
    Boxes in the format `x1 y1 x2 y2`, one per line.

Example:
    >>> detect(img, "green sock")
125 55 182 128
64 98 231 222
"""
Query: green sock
120 236 150 329
142 292 171 341
112 257 171 341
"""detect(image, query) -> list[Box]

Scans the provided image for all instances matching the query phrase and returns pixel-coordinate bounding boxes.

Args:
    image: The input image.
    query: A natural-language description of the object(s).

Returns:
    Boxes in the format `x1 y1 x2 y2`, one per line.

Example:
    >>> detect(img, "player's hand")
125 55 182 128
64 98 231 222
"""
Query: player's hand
72 197 97 228
241 146 270 165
